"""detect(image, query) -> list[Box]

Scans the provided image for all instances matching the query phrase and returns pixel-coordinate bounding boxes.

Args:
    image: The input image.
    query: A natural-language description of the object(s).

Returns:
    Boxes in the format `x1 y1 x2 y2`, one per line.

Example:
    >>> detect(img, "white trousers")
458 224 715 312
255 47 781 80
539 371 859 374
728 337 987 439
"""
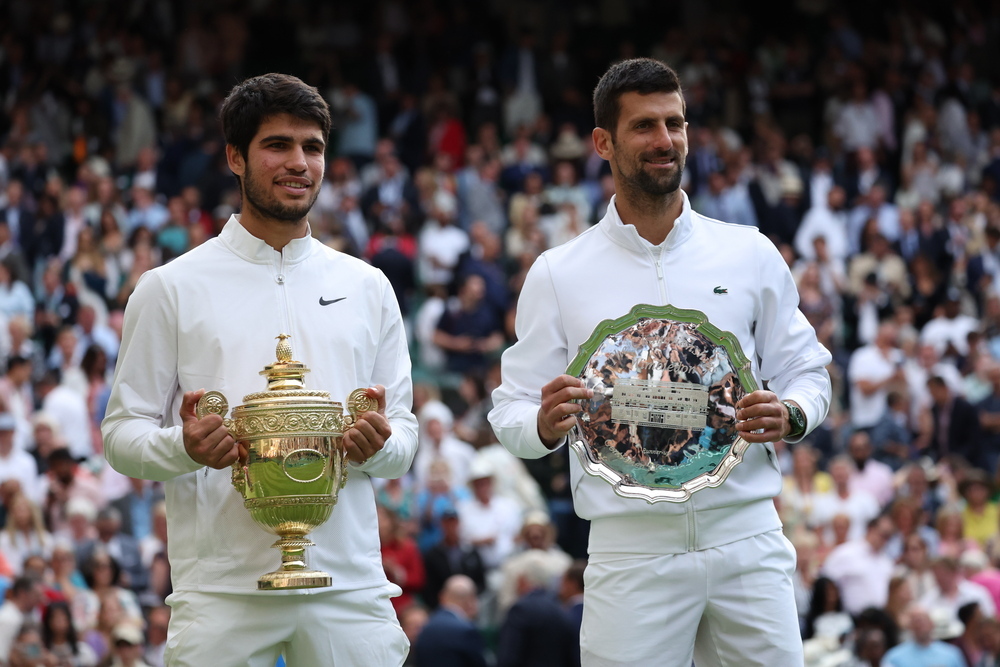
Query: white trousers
580 530 803 667
164 586 409 667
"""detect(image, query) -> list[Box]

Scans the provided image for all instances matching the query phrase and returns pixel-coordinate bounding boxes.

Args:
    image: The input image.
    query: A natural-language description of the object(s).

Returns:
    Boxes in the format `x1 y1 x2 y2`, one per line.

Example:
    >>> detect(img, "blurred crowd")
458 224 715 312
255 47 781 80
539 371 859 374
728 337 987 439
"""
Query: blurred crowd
1 0 1000 665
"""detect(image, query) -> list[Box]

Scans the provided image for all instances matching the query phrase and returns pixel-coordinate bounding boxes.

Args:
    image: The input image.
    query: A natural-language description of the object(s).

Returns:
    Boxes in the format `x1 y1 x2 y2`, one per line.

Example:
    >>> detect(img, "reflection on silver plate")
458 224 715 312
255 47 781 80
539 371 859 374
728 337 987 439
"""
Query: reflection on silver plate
567 304 757 503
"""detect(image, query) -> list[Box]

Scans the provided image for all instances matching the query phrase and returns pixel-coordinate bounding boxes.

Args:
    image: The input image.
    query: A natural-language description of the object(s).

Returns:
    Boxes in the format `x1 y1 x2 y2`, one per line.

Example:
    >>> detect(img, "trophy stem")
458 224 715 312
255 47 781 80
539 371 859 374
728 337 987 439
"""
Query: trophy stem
256 536 332 590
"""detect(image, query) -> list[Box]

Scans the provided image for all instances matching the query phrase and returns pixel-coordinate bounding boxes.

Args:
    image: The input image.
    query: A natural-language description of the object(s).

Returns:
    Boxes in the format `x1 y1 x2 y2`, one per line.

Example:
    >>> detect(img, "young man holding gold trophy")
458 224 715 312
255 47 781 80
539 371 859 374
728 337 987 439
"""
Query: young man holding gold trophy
490 59 832 666
103 73 417 666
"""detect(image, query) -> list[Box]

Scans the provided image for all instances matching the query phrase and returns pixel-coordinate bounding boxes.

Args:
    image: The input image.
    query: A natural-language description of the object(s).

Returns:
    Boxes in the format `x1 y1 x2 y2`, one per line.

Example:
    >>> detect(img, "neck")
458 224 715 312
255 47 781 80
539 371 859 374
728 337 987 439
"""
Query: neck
236 210 308 252
613 187 683 245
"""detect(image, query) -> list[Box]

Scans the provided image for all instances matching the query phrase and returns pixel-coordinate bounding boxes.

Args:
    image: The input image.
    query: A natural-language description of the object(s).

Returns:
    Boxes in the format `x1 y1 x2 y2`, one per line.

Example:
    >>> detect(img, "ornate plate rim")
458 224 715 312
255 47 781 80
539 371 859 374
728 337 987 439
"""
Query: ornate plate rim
566 303 758 504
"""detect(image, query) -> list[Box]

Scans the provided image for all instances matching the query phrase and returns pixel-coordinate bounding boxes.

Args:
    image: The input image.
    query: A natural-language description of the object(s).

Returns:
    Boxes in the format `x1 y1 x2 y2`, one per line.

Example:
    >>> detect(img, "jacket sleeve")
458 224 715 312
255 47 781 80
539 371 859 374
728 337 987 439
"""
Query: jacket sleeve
351 278 419 479
488 255 567 460
753 236 833 442
101 270 203 481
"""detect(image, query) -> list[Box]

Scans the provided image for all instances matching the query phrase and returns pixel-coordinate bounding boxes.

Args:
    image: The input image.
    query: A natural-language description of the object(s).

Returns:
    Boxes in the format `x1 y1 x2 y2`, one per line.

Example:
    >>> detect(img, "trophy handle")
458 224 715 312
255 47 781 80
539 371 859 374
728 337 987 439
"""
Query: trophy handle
196 391 248 498
340 388 376 487
344 388 376 428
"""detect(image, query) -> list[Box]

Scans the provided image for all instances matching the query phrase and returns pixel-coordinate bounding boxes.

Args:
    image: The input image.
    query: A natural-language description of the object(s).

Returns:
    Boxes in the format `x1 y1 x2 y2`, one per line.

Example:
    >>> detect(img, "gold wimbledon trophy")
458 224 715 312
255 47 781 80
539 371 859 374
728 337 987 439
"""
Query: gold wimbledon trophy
196 334 373 590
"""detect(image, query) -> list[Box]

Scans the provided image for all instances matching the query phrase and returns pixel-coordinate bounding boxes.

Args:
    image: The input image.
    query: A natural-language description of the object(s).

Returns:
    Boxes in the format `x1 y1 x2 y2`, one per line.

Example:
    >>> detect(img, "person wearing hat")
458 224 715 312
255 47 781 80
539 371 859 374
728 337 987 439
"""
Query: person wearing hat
457 457 521 571
109 622 151 667
882 605 966 667
0 413 40 505
960 469 999 548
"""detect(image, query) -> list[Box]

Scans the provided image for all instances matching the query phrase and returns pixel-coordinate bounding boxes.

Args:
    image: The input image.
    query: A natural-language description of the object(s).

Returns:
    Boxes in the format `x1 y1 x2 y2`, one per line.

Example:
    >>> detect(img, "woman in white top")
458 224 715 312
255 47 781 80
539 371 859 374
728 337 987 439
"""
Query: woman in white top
0 493 53 573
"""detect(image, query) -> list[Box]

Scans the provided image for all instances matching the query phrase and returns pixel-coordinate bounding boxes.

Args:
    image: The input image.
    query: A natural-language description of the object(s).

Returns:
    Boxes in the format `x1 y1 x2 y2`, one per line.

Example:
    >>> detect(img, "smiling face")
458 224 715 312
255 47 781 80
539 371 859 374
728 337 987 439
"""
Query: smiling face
594 91 688 201
227 113 325 236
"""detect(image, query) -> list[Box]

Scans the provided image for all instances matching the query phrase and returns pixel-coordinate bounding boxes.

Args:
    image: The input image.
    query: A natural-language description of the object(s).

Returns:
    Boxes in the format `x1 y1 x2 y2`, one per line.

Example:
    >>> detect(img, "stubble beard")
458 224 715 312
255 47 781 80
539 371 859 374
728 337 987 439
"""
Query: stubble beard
616 146 686 204
241 163 318 224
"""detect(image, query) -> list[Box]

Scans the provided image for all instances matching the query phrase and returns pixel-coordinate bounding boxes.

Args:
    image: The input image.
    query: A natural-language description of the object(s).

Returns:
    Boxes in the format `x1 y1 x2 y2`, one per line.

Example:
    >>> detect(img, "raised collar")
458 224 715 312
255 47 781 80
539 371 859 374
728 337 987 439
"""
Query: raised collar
219 215 315 264
600 190 695 253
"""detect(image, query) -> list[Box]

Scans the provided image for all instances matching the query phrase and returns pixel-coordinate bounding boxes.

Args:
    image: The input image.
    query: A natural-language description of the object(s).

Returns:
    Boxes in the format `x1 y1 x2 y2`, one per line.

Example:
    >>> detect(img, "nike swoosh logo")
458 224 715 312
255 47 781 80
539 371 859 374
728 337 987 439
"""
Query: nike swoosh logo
319 296 347 306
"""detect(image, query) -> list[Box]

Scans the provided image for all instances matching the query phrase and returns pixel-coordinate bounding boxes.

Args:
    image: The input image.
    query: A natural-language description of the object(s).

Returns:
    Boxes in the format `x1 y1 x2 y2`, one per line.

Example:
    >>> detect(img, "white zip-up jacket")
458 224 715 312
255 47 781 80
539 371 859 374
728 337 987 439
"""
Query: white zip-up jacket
489 193 831 556
102 217 418 595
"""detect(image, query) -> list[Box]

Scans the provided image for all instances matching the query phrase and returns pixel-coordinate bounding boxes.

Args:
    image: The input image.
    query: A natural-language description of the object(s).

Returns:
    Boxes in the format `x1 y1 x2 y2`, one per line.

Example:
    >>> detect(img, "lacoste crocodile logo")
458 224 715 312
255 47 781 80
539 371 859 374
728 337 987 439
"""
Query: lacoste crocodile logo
319 296 347 306
713 286 728 294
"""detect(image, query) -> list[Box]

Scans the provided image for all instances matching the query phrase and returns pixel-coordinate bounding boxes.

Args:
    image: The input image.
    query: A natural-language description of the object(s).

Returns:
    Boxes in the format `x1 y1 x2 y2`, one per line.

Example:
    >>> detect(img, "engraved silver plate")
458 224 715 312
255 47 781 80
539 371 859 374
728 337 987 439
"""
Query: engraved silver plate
568 304 757 503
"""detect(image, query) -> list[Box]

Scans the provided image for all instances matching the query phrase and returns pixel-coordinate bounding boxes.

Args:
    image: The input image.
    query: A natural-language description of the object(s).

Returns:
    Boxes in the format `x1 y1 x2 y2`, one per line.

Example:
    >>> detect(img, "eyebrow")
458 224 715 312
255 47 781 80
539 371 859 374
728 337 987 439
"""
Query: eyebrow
630 114 686 126
258 134 326 147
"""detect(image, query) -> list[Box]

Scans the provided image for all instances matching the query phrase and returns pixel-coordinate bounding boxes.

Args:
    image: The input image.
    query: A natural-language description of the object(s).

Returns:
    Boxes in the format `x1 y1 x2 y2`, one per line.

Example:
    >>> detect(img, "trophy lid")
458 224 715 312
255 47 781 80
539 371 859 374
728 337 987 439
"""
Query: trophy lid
239 334 334 406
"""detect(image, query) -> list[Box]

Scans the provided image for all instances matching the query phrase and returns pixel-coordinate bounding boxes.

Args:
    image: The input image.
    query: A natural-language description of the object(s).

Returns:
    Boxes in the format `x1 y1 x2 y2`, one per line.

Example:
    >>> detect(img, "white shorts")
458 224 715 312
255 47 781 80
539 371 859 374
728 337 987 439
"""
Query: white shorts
164 586 409 667
580 530 802 667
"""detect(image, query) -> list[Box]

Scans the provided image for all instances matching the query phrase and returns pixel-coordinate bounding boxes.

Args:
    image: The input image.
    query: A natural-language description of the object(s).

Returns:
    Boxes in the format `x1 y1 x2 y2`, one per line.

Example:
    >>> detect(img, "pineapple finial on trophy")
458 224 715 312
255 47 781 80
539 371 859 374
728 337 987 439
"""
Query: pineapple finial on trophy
276 334 293 362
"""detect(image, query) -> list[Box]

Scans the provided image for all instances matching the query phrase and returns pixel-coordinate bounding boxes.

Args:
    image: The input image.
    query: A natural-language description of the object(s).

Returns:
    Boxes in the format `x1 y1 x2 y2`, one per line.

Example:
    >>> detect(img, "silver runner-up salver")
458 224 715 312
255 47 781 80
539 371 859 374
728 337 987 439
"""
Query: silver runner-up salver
568 304 758 503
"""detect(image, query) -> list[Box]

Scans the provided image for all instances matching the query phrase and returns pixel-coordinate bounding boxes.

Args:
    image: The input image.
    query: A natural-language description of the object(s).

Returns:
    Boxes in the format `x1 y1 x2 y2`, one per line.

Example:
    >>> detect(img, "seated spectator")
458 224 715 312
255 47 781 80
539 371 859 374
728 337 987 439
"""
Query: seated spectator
820 515 896 616
421 507 486 611
934 505 977 559
143 605 169 667
106 621 150 667
811 456 881 542
802 576 853 641
960 471 999 549
414 401 476 492
0 577 42 663
497 511 571 616
921 555 996 625
0 414 39 504
0 493 53 575
377 505 425 616
415 460 471 553
40 449 105 538
883 605 966 667
869 390 914 471
845 430 895 508
412 575 487 667
496 550 577 667
433 274 505 376
885 498 940 561
457 459 522 571
77 508 146 594
41 600 98 666
78 552 143 648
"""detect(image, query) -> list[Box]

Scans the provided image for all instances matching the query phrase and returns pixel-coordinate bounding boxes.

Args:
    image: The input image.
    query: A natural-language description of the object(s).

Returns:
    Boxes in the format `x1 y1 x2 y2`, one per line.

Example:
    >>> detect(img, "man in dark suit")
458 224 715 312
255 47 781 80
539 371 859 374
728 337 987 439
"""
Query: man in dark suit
412 575 487 667
927 375 982 467
559 560 586 667
497 551 577 667
421 508 486 610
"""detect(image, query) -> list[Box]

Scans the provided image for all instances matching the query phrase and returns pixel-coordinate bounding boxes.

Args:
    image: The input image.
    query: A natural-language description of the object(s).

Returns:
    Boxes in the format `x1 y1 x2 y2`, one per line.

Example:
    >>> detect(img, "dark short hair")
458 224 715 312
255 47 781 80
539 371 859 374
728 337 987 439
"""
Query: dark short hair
6 355 28 373
220 73 332 162
593 58 683 138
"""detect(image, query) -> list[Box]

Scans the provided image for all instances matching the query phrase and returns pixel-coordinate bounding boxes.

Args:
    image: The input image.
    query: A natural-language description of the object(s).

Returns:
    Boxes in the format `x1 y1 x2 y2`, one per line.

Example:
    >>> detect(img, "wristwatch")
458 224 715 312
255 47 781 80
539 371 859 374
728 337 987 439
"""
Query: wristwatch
781 401 807 439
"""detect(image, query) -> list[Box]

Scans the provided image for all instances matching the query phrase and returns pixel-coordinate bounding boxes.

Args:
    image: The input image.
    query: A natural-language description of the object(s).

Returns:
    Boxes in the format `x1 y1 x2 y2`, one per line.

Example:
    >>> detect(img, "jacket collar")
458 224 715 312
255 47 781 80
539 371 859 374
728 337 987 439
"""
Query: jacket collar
600 190 695 253
219 215 315 264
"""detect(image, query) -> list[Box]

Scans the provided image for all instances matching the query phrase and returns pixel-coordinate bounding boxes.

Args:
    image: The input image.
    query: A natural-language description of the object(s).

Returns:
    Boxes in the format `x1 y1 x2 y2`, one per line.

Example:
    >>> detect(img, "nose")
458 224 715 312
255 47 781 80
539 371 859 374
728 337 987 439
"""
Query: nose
650 122 673 151
285 144 308 172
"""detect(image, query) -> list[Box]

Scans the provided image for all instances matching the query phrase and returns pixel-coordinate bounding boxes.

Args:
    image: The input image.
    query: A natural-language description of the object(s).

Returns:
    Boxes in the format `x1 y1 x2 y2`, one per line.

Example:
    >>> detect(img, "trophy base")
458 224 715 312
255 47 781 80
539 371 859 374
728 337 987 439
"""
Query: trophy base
257 535 332 590
257 569 332 590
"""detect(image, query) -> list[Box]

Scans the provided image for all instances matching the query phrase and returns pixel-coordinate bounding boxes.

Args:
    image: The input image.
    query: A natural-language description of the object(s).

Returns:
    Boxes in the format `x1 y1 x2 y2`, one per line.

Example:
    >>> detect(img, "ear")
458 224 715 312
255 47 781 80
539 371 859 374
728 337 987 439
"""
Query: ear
226 144 246 178
592 127 614 162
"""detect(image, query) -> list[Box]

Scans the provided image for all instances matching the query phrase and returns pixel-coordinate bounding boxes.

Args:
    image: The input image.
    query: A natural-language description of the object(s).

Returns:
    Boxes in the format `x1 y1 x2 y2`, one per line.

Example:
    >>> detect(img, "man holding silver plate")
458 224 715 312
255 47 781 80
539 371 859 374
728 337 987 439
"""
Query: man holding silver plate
102 74 417 665
490 59 831 666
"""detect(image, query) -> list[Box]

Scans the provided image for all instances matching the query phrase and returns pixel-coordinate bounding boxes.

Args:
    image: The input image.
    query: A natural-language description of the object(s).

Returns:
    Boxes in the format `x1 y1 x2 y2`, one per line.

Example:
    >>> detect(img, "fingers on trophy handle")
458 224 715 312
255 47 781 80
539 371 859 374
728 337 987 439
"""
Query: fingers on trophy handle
197 391 246 496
